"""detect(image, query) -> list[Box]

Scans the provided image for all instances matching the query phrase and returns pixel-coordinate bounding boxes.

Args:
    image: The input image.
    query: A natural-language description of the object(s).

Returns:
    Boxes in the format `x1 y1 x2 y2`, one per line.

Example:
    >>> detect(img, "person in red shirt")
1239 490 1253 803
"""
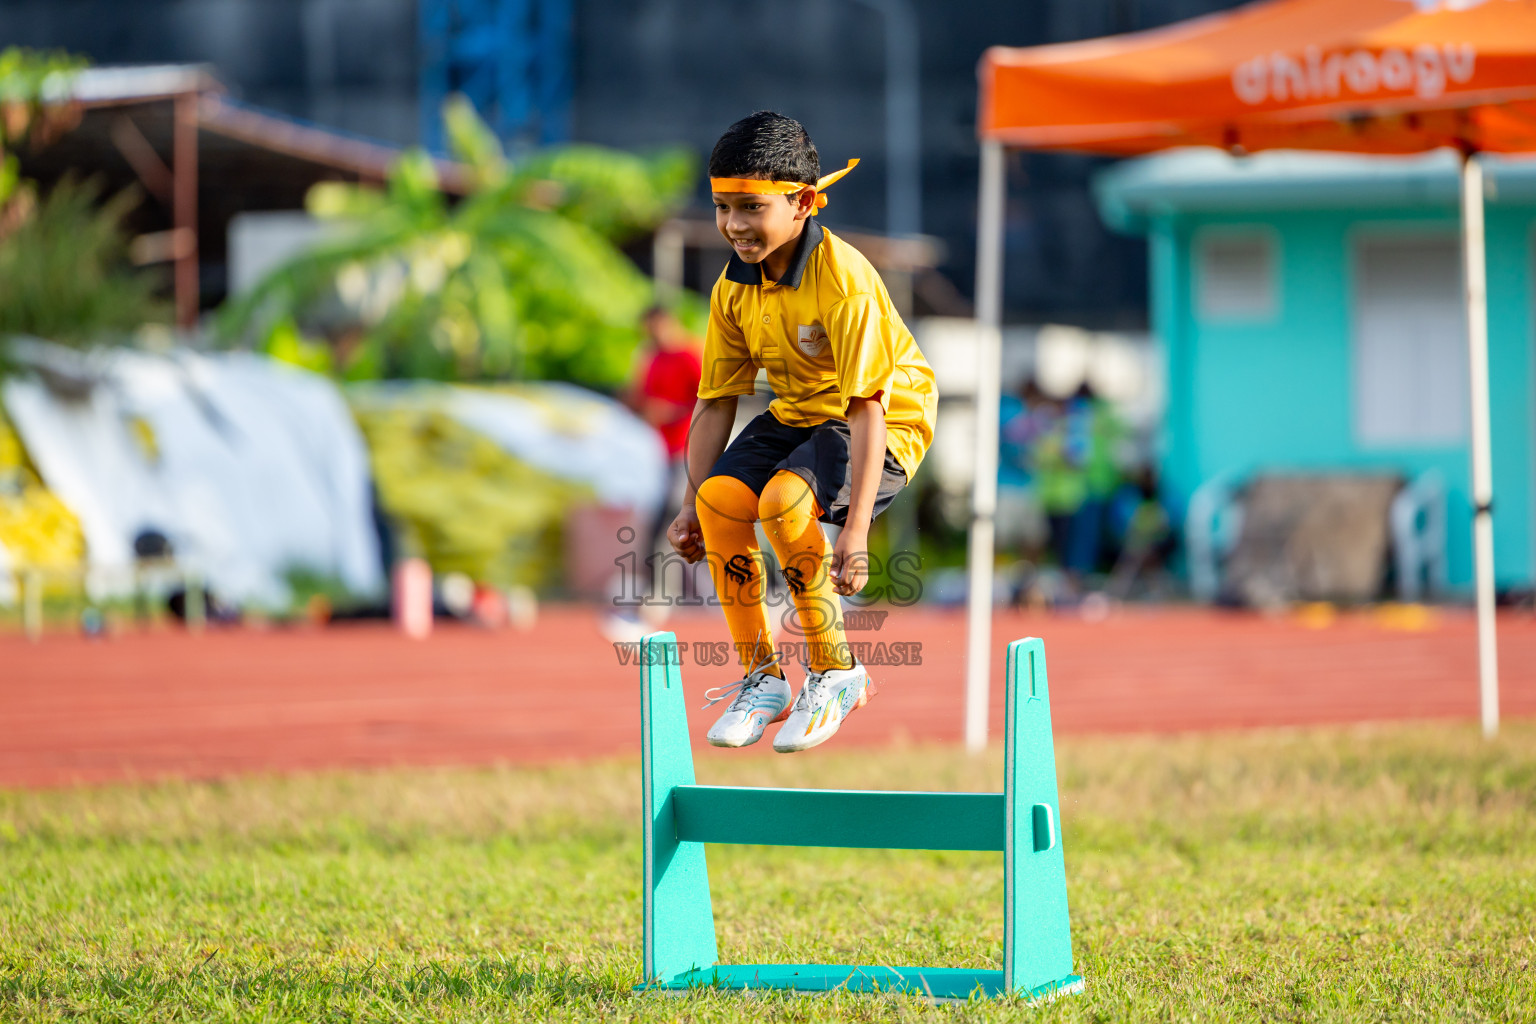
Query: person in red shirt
626 306 703 604
632 306 703 459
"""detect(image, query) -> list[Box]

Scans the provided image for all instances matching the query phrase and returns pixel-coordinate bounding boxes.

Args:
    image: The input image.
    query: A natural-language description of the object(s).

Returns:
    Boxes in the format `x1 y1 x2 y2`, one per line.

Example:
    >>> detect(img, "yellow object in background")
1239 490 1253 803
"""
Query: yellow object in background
126 414 160 465
0 474 85 571
1293 602 1337 630
0 409 87 581
1374 603 1438 633
352 404 590 591
0 418 22 474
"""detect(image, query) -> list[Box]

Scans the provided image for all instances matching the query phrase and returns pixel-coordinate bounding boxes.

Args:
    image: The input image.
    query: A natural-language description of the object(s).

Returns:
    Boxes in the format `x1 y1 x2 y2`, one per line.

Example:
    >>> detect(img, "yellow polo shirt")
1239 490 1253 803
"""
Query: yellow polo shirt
698 218 938 482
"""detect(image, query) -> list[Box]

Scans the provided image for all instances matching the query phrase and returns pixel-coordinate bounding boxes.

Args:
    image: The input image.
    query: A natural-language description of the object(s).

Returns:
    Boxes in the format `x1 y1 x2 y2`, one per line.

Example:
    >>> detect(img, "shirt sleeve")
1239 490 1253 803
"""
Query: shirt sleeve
823 293 897 414
697 277 759 400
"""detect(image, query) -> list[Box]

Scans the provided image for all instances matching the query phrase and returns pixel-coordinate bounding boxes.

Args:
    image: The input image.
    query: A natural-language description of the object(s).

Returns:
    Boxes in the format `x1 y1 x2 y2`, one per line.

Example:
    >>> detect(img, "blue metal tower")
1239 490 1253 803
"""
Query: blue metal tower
419 0 573 152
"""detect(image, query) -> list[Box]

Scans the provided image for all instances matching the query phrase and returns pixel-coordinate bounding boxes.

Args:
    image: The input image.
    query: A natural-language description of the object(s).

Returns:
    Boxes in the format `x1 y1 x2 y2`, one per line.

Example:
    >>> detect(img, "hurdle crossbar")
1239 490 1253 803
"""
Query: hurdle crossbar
672 786 1011 850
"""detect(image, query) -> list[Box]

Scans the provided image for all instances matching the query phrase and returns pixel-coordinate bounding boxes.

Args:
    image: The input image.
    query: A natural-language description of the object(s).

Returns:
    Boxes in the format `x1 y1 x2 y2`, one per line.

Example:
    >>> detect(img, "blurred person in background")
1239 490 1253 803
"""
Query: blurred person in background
625 305 702 605
1105 466 1174 599
1031 382 1124 598
997 378 1050 603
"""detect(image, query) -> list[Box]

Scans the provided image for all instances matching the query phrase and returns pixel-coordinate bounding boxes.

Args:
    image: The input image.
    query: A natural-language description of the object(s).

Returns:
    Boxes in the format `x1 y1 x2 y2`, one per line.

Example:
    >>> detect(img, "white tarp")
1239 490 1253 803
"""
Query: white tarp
2 345 383 608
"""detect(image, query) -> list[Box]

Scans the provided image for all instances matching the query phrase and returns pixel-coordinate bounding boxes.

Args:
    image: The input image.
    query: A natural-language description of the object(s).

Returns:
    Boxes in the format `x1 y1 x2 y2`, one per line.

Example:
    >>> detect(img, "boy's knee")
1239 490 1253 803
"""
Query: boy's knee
696 474 756 521
758 470 815 523
695 474 731 507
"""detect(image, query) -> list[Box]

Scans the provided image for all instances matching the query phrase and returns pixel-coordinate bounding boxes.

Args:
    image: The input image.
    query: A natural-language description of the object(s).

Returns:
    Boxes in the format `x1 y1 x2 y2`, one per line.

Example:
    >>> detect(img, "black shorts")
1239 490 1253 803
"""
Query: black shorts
707 411 909 526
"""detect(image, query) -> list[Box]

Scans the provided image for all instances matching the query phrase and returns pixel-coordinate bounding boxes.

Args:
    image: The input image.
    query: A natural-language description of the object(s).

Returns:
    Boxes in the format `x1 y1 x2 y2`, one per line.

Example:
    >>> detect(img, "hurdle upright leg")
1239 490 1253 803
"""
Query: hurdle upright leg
1003 637 1079 996
640 631 718 984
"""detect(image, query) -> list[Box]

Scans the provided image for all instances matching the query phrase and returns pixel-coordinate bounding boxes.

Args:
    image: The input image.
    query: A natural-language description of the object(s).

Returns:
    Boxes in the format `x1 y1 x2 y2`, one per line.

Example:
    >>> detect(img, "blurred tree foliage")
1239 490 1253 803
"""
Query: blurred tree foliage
218 97 694 389
0 47 89 207
0 48 166 364
0 177 169 346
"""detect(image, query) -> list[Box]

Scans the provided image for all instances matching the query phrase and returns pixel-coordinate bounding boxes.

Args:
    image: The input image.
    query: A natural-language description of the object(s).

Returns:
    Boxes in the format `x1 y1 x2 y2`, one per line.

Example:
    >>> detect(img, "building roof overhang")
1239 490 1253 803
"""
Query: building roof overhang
1096 147 1536 234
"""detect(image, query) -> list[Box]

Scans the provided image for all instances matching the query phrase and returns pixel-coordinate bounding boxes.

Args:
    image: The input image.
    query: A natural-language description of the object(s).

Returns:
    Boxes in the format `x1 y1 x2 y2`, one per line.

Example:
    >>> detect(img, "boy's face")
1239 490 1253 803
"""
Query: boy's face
712 188 815 264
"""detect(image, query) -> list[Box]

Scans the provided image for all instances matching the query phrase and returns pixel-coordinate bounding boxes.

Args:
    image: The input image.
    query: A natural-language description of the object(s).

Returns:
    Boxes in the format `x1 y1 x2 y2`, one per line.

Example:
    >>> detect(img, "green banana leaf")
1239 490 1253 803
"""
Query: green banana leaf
218 98 695 390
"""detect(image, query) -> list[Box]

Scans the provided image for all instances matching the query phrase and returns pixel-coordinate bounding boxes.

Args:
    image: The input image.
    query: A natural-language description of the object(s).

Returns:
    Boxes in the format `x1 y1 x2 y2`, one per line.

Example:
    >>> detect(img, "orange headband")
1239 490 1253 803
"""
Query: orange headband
709 158 859 215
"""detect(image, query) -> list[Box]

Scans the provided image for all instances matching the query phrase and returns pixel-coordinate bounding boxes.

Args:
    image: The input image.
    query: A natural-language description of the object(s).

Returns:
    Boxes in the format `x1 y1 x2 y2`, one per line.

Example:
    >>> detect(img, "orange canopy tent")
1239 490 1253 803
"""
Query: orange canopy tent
962 0 1536 747
980 0 1536 156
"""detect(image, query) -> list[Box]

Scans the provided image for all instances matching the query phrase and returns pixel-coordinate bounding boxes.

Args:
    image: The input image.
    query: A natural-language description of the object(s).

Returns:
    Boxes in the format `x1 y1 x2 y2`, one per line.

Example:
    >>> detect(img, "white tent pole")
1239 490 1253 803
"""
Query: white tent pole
965 139 1006 752
1459 150 1500 739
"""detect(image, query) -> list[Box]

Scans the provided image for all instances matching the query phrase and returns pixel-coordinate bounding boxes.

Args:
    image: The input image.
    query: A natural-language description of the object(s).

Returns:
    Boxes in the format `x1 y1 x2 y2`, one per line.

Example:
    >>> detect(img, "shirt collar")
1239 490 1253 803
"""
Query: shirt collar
723 218 823 289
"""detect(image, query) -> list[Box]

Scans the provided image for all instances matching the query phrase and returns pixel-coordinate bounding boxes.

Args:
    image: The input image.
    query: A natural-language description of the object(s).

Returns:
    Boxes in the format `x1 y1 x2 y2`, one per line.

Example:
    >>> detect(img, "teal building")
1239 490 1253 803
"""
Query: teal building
1095 149 1536 591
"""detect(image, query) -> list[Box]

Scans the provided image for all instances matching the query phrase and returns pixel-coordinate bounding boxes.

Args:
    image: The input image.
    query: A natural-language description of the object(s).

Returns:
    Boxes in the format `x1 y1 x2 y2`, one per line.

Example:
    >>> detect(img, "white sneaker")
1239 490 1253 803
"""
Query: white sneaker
703 652 793 748
772 661 877 753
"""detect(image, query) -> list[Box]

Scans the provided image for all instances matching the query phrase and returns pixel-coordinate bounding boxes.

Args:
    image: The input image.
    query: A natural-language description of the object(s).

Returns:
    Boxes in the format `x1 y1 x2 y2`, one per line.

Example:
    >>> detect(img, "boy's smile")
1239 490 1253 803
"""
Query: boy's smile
713 187 815 283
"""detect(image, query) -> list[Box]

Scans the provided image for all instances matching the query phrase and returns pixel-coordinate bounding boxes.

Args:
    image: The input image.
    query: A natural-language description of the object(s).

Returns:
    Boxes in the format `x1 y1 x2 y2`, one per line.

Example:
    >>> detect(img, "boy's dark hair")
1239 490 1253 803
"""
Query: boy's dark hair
709 111 819 187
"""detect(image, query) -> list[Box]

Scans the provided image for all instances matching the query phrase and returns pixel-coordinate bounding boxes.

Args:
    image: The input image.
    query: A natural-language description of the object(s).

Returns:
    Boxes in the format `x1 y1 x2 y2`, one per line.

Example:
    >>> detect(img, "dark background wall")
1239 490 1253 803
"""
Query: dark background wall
0 0 421 142
0 0 1249 325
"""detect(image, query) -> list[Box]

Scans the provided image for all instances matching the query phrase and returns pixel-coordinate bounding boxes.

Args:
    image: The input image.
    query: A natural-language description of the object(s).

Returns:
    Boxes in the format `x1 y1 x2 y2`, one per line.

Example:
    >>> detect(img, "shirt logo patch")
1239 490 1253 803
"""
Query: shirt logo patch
797 323 829 358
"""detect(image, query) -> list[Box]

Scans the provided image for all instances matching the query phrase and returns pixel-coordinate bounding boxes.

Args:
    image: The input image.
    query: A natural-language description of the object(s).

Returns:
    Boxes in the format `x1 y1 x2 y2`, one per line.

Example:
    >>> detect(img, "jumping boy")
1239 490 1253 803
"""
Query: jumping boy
667 111 937 753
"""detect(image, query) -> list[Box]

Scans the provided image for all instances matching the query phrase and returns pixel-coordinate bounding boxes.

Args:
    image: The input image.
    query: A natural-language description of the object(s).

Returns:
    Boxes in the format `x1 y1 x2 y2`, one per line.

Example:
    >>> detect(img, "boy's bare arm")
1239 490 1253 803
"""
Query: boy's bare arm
669 396 738 563
830 396 886 595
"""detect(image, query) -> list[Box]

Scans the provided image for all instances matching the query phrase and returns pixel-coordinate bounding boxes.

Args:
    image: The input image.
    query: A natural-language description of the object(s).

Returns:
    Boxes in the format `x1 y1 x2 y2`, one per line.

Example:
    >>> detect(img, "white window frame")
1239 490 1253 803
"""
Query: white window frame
1193 225 1280 323
1348 225 1467 449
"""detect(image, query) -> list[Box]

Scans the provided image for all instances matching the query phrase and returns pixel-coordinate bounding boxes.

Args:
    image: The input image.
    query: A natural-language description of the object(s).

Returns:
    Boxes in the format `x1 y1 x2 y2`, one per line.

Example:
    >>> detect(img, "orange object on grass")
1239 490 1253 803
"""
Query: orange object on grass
979 0 1536 155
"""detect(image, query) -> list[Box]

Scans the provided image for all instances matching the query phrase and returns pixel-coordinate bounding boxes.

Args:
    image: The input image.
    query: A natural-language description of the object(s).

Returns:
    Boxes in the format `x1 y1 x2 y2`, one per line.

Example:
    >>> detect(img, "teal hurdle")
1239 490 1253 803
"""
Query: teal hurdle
637 631 1082 1002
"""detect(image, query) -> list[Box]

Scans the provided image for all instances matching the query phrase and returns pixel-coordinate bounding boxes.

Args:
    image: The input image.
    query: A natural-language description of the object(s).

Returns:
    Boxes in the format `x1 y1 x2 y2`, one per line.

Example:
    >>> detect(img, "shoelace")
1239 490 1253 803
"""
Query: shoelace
793 663 829 712
701 640 784 712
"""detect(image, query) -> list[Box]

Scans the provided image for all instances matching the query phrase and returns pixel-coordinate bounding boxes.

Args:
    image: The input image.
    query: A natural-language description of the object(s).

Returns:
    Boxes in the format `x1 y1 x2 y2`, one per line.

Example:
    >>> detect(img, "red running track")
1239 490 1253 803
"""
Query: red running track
2 605 1533 788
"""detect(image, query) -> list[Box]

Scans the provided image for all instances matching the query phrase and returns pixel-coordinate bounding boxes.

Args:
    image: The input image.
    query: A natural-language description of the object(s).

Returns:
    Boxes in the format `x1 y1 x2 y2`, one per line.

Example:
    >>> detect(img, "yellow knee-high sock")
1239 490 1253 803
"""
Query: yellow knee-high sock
695 474 778 673
758 470 851 673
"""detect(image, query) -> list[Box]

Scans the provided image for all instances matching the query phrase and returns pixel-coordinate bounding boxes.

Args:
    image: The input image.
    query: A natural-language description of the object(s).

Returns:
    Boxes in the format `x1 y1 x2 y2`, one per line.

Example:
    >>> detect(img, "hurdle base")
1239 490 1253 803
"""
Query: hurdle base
636 964 1084 1003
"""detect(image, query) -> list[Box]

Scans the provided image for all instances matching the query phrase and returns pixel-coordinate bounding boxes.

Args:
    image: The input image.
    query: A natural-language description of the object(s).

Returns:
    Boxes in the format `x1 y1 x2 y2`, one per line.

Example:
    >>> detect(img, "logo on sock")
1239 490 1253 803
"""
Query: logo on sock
781 564 807 595
724 554 754 585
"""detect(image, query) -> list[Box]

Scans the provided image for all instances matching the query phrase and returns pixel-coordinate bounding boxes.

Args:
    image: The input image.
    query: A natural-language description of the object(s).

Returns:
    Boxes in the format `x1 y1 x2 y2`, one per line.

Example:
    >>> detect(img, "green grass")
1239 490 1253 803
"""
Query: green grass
2 723 1534 1021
